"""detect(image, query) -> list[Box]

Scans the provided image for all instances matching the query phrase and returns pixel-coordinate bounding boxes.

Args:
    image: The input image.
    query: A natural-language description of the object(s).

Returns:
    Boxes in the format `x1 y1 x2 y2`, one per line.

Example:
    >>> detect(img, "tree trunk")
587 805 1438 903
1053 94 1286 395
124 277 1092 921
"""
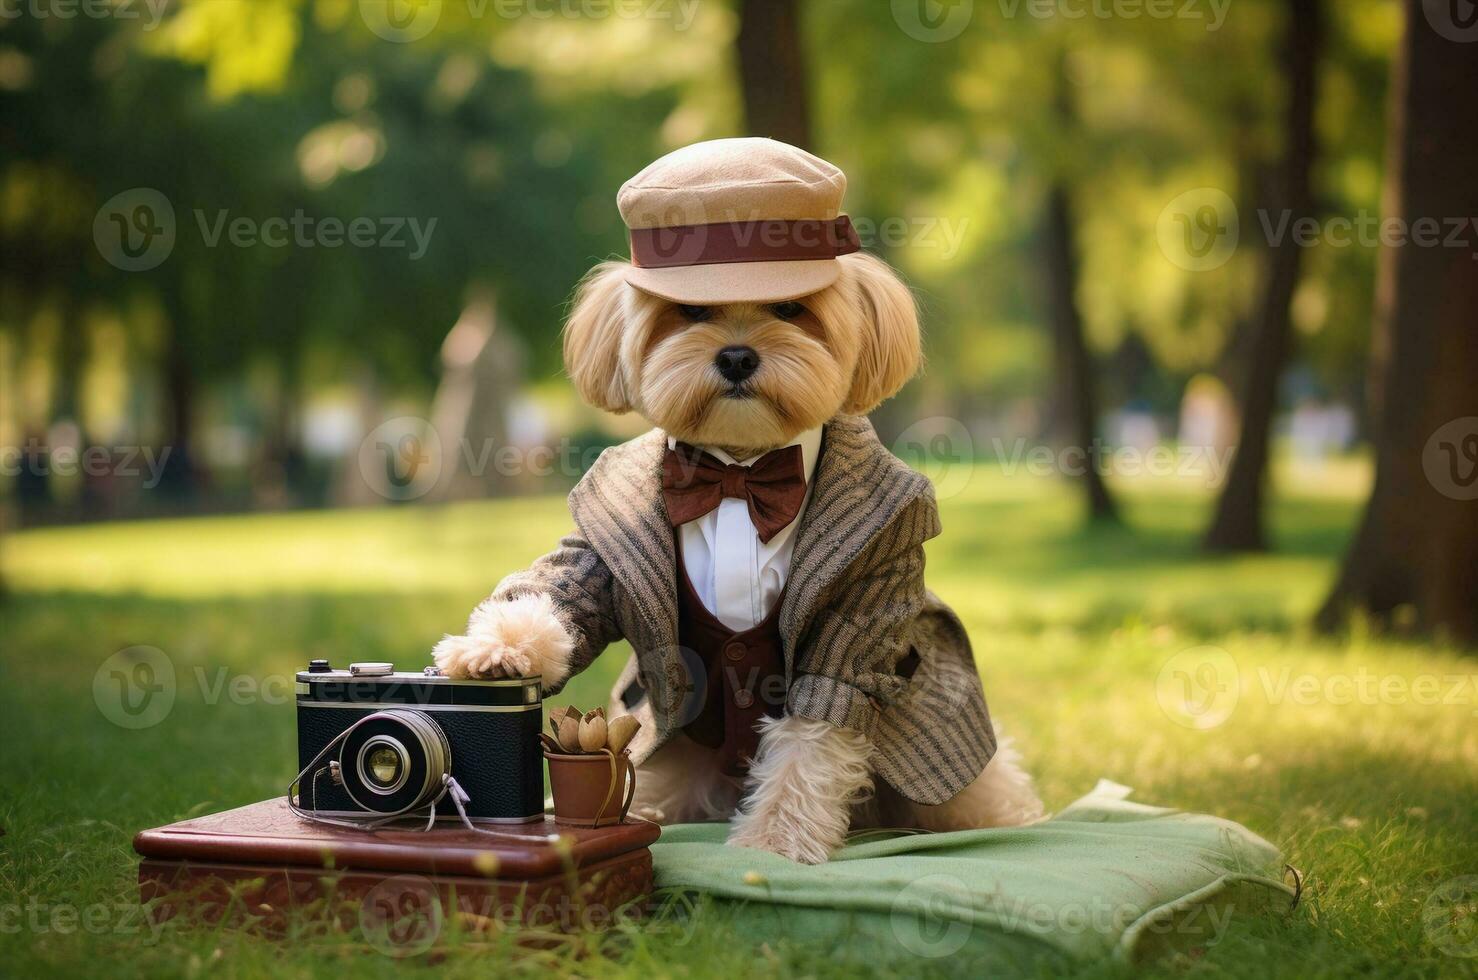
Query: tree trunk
1043 186 1118 524
735 0 812 149
1316 0 1478 644
158 310 197 496
1202 0 1321 552
1042 62 1117 525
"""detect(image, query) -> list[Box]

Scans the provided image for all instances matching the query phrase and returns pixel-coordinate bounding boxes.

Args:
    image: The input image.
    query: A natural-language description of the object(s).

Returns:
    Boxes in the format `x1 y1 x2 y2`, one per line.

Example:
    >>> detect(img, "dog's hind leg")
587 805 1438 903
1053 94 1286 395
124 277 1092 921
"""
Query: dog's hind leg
628 734 743 825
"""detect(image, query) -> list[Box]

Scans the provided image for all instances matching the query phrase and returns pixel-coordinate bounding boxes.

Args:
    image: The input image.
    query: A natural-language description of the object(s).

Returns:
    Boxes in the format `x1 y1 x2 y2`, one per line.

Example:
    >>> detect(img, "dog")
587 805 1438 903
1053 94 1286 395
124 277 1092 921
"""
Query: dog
432 139 1042 863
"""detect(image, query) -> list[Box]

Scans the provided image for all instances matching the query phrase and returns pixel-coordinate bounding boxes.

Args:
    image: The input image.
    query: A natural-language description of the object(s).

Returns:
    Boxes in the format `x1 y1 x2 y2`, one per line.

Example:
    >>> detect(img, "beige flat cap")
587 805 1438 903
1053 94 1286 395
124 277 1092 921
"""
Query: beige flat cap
617 138 860 304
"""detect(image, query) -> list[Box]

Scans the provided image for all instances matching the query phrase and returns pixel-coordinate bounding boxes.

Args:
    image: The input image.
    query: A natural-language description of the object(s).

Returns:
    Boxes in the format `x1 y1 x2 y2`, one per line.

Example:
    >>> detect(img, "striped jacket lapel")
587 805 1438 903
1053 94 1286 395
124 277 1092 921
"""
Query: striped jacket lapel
780 415 932 659
566 429 679 678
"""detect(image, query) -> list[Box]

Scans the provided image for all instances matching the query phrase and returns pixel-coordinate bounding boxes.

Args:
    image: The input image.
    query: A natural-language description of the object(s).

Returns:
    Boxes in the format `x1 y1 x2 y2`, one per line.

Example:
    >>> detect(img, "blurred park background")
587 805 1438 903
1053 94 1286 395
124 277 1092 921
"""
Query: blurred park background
2 1 1477 976
3 0 1477 640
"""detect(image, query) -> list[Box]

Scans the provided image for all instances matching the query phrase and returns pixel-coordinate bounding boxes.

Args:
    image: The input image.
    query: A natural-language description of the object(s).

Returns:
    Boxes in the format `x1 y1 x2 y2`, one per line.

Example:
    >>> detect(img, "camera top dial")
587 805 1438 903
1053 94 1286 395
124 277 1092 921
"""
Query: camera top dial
349 662 394 676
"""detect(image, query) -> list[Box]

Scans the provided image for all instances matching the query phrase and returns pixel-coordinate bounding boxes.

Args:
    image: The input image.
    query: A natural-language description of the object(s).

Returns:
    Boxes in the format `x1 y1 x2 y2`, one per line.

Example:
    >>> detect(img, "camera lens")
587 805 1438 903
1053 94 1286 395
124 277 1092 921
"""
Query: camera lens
354 735 411 796
367 746 402 787
339 710 451 815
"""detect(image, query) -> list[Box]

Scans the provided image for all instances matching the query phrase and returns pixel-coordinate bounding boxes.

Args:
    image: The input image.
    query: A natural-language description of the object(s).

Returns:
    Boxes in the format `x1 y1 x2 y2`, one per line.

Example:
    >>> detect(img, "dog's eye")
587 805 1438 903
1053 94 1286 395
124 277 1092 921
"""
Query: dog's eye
770 302 806 320
677 305 711 322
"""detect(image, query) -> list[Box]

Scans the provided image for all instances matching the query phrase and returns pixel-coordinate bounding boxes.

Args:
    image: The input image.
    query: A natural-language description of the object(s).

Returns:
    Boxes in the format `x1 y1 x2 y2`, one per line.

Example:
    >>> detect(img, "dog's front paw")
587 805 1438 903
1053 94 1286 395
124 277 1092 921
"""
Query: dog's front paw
727 814 834 865
725 715 873 865
432 633 527 680
432 593 573 685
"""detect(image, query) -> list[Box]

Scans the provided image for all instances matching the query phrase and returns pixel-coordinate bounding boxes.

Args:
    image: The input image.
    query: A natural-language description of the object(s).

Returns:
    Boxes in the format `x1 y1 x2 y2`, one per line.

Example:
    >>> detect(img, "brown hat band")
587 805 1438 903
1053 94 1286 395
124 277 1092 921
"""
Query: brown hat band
629 215 861 269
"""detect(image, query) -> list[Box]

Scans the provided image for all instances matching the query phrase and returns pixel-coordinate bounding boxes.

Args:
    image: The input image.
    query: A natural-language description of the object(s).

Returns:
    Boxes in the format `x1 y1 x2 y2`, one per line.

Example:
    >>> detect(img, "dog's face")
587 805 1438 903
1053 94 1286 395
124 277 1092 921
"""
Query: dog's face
563 253 921 452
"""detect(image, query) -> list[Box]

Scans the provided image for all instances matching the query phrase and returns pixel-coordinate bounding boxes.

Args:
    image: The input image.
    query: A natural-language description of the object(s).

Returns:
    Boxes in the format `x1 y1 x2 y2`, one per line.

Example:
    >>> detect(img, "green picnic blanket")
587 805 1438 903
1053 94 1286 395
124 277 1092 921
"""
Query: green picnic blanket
650 781 1293 970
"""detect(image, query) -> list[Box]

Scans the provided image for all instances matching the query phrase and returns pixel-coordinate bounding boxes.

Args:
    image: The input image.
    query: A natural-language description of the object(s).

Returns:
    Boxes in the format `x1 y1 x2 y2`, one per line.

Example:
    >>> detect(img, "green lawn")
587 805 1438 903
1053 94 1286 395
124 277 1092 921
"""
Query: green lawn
2 463 1475 978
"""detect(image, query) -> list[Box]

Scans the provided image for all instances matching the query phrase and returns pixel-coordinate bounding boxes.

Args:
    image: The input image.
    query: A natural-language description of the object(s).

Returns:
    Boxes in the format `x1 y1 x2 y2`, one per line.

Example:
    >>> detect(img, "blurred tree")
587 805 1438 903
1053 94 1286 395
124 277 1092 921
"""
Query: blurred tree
1042 53 1117 524
0 0 1409 525
736 0 811 148
1317 0 1478 644
1203 0 1322 551
1 0 711 513
807 1 1292 424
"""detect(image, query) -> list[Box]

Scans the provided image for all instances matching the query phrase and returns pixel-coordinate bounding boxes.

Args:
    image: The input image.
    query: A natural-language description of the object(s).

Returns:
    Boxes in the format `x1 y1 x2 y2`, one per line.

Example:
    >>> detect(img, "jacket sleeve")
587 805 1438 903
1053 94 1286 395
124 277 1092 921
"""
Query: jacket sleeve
486 532 624 694
786 492 941 735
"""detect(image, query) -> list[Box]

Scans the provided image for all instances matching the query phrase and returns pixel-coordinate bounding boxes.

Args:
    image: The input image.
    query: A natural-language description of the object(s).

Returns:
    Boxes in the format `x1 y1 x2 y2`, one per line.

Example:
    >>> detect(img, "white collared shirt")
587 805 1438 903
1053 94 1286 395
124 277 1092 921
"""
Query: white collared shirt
669 427 823 632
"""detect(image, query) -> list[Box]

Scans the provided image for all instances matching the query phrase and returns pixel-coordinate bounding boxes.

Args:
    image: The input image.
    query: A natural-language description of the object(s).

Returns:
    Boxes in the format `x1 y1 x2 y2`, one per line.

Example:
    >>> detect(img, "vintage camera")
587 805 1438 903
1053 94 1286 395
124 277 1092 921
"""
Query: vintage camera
293 660 544 823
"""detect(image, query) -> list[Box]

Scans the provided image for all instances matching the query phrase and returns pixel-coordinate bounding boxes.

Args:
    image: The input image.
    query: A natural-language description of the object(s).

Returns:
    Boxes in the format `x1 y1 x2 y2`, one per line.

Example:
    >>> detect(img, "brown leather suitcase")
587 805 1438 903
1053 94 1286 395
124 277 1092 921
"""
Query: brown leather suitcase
133 797 660 947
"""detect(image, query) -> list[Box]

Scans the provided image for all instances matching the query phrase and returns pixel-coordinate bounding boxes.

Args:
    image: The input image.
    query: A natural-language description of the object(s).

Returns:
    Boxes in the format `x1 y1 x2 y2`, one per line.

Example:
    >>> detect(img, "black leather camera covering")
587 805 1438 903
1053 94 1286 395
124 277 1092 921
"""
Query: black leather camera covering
297 702 544 821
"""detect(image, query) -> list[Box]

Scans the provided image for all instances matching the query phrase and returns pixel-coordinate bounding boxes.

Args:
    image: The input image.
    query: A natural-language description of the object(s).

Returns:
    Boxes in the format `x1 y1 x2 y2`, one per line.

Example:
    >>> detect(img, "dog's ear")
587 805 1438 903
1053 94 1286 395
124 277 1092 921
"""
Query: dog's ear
563 261 633 414
840 252 922 414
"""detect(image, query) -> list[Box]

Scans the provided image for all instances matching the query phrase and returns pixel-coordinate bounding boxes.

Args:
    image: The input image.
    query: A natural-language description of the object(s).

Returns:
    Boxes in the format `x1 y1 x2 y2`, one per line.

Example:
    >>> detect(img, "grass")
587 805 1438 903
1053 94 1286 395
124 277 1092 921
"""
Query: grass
2 460 1475 978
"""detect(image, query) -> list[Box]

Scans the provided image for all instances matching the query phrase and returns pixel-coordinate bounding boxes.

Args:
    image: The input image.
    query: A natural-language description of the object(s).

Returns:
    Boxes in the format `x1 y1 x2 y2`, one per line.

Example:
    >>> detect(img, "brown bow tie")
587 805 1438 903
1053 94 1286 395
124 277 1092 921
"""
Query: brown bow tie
661 443 807 543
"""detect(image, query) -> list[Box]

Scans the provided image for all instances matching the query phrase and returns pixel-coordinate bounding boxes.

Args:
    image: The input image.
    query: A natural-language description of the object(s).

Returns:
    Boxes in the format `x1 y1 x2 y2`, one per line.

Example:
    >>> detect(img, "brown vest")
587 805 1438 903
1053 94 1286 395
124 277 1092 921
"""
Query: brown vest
675 552 787 777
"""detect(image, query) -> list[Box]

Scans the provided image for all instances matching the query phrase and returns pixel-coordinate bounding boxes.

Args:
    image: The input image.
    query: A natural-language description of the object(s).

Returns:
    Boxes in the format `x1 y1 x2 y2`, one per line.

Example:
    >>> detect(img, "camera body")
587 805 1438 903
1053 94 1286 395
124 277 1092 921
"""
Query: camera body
295 661 544 823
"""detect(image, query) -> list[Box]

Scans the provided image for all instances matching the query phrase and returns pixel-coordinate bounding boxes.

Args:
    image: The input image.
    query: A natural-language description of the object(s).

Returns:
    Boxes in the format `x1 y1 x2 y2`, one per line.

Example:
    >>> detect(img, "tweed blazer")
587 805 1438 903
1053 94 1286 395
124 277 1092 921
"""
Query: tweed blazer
490 414 996 804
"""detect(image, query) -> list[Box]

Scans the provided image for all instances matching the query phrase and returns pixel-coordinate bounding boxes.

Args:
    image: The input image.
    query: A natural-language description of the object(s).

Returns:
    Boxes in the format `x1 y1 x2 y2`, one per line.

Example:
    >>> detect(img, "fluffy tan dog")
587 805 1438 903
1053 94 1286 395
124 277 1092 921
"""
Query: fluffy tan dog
433 139 1042 863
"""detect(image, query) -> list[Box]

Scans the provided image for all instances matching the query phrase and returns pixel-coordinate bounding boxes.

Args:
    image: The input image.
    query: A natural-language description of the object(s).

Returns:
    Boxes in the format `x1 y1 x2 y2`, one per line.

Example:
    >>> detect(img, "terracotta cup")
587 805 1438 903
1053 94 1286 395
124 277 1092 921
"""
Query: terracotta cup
545 750 636 827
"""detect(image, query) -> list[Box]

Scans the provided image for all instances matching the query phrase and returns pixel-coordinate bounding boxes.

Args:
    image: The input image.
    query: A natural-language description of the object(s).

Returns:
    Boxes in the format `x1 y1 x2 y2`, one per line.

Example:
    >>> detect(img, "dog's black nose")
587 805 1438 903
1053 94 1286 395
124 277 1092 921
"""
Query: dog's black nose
714 346 760 383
